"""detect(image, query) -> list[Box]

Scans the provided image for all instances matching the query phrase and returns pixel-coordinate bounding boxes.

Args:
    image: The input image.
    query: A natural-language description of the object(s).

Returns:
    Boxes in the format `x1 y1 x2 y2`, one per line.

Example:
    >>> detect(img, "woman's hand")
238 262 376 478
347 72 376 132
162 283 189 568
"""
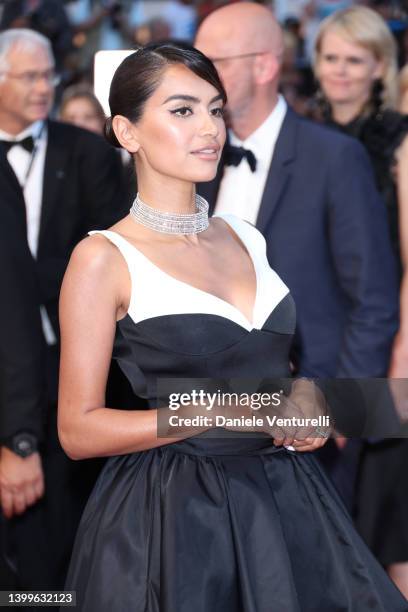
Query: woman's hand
220 379 331 451
267 379 331 452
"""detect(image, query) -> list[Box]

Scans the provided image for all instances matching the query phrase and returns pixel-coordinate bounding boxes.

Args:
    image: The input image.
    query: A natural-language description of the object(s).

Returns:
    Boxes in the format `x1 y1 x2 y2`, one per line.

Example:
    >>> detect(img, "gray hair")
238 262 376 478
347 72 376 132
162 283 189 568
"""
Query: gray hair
0 29 54 80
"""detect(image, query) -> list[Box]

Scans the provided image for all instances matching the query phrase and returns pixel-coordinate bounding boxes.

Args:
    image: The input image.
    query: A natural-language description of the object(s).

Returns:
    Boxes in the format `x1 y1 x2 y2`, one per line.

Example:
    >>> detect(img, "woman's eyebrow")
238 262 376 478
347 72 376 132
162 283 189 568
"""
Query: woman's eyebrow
162 94 223 104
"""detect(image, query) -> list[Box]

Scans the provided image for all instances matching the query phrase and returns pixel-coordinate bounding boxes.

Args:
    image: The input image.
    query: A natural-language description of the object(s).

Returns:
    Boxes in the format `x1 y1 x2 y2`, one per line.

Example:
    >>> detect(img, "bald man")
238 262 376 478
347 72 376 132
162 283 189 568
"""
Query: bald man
196 2 398 380
195 3 400 511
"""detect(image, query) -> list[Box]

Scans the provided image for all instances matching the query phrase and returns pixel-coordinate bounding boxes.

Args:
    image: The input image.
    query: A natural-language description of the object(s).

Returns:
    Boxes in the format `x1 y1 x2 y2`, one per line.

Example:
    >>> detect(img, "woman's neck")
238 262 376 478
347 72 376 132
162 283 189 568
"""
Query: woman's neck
331 99 366 125
136 176 196 214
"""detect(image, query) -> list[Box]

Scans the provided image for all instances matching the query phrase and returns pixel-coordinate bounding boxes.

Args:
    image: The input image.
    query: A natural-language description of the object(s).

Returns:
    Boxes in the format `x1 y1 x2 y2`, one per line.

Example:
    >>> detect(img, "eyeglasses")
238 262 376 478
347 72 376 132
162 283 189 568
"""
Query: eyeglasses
210 51 270 63
0 69 61 87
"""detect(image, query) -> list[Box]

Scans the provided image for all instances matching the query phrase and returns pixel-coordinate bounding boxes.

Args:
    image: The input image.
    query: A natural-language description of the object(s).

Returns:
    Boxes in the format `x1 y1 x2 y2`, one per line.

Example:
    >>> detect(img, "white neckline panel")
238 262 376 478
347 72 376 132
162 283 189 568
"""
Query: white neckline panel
214 214 289 329
89 218 289 332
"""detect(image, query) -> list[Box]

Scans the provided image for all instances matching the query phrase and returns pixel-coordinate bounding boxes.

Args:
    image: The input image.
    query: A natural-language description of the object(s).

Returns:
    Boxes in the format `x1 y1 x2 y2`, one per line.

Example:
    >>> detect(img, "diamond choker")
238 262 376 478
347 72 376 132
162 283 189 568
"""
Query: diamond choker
129 193 209 235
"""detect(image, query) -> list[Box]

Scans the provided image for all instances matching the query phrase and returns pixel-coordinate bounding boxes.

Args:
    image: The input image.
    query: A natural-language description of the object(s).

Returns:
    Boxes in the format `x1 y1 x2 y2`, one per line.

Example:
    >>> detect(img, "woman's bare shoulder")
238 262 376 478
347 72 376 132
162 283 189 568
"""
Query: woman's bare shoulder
61 234 129 322
64 233 128 299
70 232 122 270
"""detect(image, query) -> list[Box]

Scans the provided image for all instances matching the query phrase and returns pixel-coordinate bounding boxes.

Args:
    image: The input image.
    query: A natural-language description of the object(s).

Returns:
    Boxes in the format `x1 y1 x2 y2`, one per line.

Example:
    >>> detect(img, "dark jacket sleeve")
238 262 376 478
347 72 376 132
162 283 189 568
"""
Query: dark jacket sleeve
77 130 131 232
0 237 47 443
36 125 130 311
327 137 399 377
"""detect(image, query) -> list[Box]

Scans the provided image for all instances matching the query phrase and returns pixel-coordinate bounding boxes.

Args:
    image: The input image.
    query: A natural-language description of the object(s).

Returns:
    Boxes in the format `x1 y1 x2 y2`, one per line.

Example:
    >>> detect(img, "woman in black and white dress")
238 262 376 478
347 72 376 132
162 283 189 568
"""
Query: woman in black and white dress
58 42 407 610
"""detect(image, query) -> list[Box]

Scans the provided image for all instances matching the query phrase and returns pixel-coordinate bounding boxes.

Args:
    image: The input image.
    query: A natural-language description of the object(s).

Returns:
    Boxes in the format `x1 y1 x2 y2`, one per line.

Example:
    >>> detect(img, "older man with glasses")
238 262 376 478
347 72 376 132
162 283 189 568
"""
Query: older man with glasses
0 28 126 592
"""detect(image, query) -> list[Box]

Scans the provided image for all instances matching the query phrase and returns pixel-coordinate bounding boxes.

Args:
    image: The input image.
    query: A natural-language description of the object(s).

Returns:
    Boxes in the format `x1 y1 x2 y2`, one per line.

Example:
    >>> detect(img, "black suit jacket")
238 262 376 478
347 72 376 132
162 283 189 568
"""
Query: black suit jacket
0 120 127 442
199 108 399 378
0 215 46 443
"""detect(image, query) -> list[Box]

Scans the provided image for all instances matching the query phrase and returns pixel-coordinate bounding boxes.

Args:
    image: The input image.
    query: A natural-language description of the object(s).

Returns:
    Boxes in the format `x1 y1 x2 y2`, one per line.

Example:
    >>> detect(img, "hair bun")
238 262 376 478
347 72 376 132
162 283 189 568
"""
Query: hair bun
104 117 122 149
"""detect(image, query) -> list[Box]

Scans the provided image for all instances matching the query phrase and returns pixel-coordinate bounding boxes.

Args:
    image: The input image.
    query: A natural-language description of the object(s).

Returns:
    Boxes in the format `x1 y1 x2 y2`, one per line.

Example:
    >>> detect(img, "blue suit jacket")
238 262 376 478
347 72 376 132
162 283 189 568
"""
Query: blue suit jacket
198 108 399 378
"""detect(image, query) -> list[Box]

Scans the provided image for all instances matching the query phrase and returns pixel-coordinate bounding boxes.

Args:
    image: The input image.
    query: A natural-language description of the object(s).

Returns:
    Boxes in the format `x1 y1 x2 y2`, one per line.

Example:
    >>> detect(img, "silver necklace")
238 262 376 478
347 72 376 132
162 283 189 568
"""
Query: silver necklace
129 192 209 235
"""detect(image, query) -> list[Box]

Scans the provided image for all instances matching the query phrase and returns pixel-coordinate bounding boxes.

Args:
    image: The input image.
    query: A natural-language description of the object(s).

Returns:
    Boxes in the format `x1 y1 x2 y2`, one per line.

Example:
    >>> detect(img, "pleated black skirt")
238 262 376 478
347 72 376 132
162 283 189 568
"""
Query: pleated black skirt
65 436 407 611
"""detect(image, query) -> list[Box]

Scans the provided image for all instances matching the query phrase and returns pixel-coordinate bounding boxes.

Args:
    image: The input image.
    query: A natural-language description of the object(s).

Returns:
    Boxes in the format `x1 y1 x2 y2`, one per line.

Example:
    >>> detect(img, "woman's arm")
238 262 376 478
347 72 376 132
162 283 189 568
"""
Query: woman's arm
58 236 208 460
396 135 408 270
389 135 408 377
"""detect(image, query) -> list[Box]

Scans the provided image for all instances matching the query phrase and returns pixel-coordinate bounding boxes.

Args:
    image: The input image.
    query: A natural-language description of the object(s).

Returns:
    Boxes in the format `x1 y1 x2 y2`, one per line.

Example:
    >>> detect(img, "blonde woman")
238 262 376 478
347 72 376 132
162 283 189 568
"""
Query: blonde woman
314 6 408 598
314 7 408 371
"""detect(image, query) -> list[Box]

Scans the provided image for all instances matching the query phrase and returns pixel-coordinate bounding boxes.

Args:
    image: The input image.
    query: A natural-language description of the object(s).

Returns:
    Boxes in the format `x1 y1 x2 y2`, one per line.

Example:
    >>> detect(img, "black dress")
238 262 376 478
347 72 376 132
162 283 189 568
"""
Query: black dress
329 110 408 566
64 216 407 610
329 110 408 264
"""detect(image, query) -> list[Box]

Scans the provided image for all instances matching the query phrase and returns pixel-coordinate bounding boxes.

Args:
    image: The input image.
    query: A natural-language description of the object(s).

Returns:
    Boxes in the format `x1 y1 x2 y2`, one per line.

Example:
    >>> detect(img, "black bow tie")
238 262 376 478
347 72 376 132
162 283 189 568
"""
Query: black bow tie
224 143 257 172
0 136 35 154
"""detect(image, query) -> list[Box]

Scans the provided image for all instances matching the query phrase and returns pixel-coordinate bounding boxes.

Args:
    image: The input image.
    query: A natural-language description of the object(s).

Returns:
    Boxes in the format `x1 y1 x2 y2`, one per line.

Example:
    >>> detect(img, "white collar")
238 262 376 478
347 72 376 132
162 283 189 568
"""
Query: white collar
229 95 287 162
0 120 45 142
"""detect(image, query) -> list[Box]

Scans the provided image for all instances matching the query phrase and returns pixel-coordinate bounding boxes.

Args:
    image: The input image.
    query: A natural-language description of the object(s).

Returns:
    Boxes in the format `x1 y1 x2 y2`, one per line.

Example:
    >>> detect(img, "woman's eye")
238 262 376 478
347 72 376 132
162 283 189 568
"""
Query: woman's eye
170 107 193 117
348 57 363 65
323 54 336 63
211 107 224 117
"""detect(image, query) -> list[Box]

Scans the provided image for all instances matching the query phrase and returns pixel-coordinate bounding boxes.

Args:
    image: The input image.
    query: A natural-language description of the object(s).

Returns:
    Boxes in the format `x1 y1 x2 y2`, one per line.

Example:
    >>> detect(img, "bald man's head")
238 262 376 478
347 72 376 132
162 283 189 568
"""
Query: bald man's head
195 2 283 62
195 2 283 135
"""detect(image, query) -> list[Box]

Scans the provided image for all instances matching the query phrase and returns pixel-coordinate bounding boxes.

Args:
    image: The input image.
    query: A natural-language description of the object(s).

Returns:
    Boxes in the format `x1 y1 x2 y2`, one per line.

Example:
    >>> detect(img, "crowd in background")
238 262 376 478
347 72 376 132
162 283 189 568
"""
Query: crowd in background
0 0 407 117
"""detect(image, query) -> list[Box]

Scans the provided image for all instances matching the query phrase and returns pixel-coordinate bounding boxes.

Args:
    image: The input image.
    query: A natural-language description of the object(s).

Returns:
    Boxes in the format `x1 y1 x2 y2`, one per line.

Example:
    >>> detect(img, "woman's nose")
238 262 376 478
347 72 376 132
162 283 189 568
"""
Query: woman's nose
200 112 219 137
334 59 347 75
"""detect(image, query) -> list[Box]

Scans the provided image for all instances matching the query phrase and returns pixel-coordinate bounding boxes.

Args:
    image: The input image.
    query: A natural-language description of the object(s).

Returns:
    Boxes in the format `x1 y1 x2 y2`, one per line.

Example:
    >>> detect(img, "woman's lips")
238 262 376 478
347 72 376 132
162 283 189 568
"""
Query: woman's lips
191 146 220 161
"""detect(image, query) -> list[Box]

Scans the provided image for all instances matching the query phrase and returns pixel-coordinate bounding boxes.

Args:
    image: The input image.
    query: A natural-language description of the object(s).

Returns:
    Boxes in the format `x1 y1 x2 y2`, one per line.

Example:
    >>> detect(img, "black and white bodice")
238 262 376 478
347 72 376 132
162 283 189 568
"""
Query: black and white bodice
90 214 296 405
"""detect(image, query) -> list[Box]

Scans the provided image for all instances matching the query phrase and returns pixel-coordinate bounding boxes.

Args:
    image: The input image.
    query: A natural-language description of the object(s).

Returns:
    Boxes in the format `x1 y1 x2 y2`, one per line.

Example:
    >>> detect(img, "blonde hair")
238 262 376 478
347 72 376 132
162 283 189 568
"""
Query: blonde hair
314 6 398 109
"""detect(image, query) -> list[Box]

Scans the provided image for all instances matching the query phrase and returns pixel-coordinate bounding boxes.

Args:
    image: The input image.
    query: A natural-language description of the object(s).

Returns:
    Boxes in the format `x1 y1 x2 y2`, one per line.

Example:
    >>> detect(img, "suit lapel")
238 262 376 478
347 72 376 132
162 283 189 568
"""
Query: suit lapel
0 145 28 232
39 120 69 246
256 109 297 234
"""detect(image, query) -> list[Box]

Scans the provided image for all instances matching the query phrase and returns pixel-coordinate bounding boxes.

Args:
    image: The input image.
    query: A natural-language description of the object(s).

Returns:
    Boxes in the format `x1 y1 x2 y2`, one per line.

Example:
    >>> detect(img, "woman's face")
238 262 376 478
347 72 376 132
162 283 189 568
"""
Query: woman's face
131 63 226 183
317 30 383 110
61 97 104 134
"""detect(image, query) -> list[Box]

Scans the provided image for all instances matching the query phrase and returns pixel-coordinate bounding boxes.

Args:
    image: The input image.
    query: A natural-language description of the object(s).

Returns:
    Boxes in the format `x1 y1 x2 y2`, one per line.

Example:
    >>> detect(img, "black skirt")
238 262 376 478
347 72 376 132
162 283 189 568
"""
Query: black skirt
65 435 407 611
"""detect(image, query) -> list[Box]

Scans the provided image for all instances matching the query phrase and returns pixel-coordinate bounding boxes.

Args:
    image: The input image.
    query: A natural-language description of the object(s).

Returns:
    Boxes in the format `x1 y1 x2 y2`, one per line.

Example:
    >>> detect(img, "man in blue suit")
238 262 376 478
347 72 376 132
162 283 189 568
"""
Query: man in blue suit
196 1 398 380
196 2 399 508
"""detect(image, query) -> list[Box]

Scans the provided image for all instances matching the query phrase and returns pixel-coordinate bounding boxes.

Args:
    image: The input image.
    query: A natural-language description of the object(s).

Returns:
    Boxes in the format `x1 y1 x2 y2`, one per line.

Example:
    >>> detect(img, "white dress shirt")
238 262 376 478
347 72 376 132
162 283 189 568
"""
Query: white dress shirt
0 120 56 345
215 95 287 225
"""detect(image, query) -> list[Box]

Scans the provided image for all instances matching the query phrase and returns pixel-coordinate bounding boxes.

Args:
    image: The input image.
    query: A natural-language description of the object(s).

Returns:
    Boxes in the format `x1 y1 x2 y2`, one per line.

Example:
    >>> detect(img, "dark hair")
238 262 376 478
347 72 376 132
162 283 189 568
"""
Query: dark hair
104 41 227 148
